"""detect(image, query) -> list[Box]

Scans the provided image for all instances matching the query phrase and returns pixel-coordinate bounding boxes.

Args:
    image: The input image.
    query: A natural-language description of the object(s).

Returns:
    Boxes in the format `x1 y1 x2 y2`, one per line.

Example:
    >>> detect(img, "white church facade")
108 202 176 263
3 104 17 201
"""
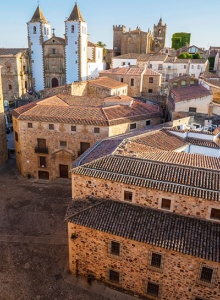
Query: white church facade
27 3 106 91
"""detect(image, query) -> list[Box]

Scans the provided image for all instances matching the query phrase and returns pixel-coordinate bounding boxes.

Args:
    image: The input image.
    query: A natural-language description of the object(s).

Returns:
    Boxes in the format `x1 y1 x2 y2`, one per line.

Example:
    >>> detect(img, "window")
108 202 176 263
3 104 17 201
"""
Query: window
197 65 200 69
75 41 77 45
151 252 162 268
71 25 74 33
15 131 18 142
7 66 10 72
109 270 119 284
9 84 12 90
27 122 33 128
200 266 213 283
39 156 46 168
146 120 151 126
130 123 136 130
110 241 120 256
44 27 46 35
158 64 162 70
71 125 76 132
190 80 195 85
161 198 171 210
147 282 159 297
130 78 134 86
148 89 153 93
189 107 197 113
181 80 186 86
33 26 37 34
184 65 186 69
168 65 171 70
121 78 123 83
94 127 100 134
210 208 220 221
124 190 133 202
149 64 152 68
60 141 67 147
191 65 194 69
149 77 153 83
75 60 78 64
52 48 56 54
49 124 54 130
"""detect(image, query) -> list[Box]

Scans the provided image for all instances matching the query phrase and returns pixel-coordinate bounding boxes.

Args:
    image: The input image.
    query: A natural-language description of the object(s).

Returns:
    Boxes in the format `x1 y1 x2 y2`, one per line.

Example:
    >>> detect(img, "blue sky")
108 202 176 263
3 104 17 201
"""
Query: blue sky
1 0 220 49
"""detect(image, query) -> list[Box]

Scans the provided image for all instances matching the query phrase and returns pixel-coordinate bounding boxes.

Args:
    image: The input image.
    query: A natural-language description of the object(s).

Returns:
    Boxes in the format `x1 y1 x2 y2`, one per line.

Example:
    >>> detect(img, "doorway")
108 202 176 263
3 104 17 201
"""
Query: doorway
59 164 69 178
52 78 59 88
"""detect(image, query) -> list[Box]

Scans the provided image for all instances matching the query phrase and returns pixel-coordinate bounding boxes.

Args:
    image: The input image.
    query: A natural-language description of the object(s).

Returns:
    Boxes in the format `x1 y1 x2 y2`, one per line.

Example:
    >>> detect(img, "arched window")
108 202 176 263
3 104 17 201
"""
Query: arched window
44 27 46 35
71 25 74 33
158 29 161 36
33 26 37 34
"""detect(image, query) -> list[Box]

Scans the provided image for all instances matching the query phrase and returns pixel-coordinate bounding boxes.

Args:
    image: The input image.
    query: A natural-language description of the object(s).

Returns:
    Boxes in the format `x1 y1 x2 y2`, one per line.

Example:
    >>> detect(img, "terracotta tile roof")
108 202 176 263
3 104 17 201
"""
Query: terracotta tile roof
12 96 162 126
67 199 220 262
188 137 220 148
29 5 48 24
0 48 28 56
171 85 212 102
113 53 140 59
139 54 168 62
129 129 187 151
100 67 145 76
168 74 193 83
88 77 127 89
190 59 208 64
72 155 219 201
200 72 220 79
144 69 161 76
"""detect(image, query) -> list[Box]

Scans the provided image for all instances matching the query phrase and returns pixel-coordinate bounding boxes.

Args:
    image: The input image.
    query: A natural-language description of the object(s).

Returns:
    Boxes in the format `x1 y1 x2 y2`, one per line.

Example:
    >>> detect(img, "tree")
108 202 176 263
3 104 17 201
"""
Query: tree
97 41 107 56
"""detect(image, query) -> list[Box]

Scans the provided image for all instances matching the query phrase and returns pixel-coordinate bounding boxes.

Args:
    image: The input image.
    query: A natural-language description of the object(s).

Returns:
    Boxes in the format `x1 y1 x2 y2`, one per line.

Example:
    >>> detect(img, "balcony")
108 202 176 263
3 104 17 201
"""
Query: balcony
35 147 48 154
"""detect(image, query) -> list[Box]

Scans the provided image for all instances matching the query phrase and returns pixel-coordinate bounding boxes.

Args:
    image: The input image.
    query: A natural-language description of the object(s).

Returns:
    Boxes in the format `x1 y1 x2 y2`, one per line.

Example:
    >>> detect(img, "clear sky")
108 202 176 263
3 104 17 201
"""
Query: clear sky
1 0 220 49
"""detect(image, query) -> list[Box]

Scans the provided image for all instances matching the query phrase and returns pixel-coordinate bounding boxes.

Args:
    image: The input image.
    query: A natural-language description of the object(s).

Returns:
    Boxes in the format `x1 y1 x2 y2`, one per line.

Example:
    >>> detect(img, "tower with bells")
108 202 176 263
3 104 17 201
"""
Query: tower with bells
153 18 167 52
65 3 88 83
27 5 51 91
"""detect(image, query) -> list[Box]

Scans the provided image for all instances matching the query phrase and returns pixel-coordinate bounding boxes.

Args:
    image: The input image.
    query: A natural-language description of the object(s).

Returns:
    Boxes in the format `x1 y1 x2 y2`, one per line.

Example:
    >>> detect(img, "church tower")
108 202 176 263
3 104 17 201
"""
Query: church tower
0 66 8 166
153 18 167 52
27 5 51 91
65 3 88 83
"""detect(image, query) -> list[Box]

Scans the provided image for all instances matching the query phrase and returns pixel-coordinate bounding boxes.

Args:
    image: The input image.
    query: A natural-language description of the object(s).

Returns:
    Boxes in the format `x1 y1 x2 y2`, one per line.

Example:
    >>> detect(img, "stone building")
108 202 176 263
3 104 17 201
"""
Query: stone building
100 67 161 97
66 128 220 299
113 18 167 56
12 92 162 180
28 3 105 91
0 66 8 165
0 48 31 100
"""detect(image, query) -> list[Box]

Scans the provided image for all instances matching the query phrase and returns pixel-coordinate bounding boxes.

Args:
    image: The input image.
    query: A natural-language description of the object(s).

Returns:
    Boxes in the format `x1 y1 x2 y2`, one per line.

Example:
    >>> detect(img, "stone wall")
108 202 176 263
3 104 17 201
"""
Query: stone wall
0 67 7 165
68 222 220 300
142 75 161 94
71 174 220 221
40 84 72 98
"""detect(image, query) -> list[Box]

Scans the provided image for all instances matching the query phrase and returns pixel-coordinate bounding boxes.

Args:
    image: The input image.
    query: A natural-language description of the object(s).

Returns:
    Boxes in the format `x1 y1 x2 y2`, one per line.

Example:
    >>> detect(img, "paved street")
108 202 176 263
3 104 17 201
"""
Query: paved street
0 158 111 300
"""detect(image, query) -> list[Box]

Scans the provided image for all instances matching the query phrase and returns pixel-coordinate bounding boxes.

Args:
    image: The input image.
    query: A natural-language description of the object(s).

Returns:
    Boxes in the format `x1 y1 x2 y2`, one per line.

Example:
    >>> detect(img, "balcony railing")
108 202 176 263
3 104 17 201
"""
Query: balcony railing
35 147 48 154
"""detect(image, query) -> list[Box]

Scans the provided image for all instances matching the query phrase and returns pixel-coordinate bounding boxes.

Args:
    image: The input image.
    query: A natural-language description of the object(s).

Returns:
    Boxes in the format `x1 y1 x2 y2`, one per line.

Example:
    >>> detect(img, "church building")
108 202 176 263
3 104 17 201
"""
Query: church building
27 3 105 92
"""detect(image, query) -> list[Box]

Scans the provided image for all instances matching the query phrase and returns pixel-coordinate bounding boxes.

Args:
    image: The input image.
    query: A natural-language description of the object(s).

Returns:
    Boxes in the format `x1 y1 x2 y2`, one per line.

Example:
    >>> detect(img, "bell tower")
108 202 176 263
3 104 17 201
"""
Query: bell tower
65 3 88 83
27 5 51 91
153 18 167 52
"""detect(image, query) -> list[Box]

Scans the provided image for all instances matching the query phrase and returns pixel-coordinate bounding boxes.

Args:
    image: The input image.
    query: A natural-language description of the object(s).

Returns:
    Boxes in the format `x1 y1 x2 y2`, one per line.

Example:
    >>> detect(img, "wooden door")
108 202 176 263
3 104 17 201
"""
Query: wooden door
59 164 69 178
38 171 49 180
80 142 90 155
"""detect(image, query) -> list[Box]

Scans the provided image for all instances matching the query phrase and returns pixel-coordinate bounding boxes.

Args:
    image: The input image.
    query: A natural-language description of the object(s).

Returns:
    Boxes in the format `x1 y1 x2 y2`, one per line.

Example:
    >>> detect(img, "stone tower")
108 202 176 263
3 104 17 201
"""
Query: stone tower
153 18 167 52
113 25 126 56
27 5 51 91
65 3 88 83
0 66 8 165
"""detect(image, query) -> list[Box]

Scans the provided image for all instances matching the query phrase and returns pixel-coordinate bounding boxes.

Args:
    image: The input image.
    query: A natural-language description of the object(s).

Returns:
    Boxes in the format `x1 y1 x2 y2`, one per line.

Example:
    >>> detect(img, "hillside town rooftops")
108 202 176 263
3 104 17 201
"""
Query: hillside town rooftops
66 198 220 262
88 76 127 89
171 85 212 102
0 48 28 56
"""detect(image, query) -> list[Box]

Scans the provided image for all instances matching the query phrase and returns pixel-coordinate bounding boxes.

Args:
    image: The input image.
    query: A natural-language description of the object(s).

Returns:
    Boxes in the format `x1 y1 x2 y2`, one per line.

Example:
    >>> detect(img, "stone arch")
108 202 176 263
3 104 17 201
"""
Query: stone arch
52 78 59 88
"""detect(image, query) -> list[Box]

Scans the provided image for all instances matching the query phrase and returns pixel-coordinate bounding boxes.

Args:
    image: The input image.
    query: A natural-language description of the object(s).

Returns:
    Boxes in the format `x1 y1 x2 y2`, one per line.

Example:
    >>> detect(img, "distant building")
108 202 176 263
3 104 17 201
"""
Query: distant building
0 66 8 165
171 32 191 50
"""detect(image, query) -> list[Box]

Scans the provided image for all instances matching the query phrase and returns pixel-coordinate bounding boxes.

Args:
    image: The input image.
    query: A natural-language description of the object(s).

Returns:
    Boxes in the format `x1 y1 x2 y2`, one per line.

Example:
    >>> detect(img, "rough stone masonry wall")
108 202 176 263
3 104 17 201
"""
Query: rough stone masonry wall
71 174 220 221
68 223 220 300
0 67 7 165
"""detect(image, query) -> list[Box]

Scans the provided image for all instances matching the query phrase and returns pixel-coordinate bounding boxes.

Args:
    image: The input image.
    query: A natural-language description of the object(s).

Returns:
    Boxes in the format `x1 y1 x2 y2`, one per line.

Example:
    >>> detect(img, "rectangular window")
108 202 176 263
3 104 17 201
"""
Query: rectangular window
124 190 133 202
7 66 10 72
149 64 152 68
158 64 162 70
189 107 197 113
15 131 18 142
121 78 123 83
151 252 162 268
27 122 33 128
60 141 67 147
39 156 46 168
130 78 134 86
148 89 153 93
109 270 119 284
130 123 136 130
161 198 171 210
200 266 213 282
191 65 194 69
149 77 153 83
184 65 186 69
147 282 159 297
71 125 76 132
110 241 120 256
94 127 100 134
210 208 220 221
146 120 151 126
197 65 200 69
49 124 54 130
9 84 12 90
52 48 56 54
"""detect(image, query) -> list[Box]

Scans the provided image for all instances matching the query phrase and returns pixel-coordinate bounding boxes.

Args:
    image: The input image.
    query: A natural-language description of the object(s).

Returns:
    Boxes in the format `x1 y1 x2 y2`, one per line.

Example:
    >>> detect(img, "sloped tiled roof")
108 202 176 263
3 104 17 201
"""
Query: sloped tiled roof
72 155 219 201
29 5 48 24
0 48 28 56
67 3 85 22
88 76 127 89
67 199 220 262
188 137 220 148
171 85 212 102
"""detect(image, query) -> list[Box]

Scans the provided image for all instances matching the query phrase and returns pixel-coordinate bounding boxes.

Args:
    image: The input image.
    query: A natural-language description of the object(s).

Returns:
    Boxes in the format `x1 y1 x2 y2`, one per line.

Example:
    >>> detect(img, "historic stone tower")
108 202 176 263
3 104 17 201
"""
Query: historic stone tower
65 3 88 83
113 25 127 56
153 18 167 52
0 66 8 165
27 5 51 91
